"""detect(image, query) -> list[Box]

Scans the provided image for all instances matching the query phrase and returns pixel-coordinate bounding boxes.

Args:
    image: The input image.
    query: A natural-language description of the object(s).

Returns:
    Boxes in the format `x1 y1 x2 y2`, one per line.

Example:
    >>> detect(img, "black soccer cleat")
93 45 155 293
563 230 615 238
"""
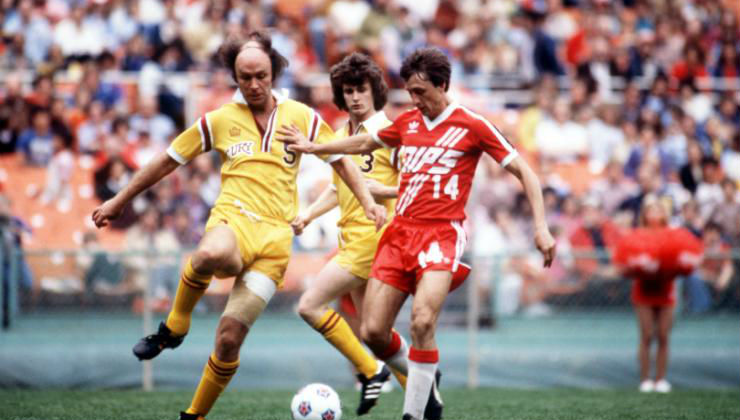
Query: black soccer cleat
133 321 185 360
423 370 443 420
356 363 392 415
402 414 418 420
179 411 203 420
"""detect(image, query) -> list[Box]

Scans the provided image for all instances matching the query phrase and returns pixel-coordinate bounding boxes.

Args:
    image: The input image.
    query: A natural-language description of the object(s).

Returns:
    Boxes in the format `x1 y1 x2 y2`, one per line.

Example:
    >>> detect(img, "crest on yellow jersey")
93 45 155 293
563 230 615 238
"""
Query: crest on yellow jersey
229 127 241 137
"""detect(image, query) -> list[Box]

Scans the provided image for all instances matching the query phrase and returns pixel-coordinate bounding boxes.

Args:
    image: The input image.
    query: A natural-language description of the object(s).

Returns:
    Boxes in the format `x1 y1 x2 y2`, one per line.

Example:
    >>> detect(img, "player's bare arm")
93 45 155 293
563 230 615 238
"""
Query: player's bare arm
291 185 339 235
91 153 180 228
365 178 399 200
331 157 387 231
504 156 557 267
277 124 380 155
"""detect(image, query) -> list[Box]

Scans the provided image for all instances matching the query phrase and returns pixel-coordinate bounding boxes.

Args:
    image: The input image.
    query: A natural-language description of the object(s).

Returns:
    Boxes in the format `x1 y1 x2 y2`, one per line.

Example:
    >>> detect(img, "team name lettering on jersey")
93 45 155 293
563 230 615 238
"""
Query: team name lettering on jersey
226 141 255 159
401 146 464 175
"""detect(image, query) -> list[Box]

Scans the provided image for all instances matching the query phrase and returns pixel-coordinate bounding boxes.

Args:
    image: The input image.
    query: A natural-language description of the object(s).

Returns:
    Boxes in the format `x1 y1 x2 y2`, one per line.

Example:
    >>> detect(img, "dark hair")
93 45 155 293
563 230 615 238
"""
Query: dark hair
400 47 451 91
329 53 388 112
217 30 289 82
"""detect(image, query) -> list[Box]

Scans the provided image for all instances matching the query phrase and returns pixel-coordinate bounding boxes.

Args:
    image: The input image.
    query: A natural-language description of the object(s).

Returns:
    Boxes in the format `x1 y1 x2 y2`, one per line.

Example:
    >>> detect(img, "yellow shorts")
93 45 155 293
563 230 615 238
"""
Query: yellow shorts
333 223 385 280
204 206 293 289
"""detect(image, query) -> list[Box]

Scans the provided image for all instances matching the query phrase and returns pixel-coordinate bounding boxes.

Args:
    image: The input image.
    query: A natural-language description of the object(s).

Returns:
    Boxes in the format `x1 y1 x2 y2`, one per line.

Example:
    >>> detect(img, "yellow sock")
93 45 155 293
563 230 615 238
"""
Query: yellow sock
166 258 212 336
314 309 378 378
390 366 407 389
187 353 239 416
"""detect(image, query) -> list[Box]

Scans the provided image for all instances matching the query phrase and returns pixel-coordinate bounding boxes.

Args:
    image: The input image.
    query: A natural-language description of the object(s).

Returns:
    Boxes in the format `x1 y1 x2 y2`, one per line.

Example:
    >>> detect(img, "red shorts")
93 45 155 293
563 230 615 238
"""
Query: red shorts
370 217 471 295
631 276 676 307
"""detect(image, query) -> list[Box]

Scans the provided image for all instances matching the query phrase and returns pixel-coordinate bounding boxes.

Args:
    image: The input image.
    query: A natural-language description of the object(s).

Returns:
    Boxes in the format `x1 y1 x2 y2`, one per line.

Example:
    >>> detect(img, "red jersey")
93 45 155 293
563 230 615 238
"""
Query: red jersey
372 103 518 221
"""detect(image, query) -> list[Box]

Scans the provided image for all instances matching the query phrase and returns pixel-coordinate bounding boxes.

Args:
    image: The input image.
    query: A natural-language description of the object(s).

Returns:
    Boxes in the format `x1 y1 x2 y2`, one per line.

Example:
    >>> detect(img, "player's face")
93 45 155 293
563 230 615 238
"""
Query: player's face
405 73 447 119
235 45 273 109
343 80 374 120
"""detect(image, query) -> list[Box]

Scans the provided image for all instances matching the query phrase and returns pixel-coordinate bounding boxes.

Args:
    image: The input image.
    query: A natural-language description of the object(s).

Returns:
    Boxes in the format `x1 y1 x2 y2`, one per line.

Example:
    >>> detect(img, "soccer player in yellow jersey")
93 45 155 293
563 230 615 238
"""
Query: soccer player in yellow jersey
288 53 404 416
91 32 386 420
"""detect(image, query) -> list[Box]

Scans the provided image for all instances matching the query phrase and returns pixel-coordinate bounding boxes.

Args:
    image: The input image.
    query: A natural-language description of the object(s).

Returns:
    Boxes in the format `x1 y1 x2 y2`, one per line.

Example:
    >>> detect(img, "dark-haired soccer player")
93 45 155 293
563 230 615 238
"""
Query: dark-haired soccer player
278 47 556 420
290 52 403 415
92 31 385 420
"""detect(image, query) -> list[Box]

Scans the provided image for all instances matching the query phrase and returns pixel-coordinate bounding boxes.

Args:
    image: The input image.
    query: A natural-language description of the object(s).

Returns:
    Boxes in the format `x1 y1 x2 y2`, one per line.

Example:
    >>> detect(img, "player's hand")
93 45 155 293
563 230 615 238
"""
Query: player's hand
276 124 315 154
91 198 125 228
364 204 387 232
535 226 556 268
291 211 312 235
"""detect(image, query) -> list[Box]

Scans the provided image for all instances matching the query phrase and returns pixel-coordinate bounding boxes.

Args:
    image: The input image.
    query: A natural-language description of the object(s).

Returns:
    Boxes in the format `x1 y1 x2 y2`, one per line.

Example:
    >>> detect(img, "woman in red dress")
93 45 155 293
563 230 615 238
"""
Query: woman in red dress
614 197 703 393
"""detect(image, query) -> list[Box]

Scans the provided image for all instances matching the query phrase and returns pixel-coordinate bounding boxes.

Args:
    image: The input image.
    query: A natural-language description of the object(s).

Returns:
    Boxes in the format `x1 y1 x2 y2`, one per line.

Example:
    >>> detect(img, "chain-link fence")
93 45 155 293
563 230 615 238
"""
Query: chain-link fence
2 242 738 389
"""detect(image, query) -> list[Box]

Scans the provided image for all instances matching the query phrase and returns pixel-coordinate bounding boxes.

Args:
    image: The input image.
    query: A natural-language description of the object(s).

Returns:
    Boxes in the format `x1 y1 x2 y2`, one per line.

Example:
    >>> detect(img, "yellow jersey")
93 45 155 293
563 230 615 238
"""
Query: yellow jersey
332 111 400 228
167 90 340 224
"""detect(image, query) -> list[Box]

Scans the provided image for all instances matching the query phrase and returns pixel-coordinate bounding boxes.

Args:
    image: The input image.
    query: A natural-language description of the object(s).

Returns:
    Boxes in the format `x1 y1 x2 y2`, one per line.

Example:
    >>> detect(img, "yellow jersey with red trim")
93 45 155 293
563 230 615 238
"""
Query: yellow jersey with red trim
167 90 340 224
332 111 399 228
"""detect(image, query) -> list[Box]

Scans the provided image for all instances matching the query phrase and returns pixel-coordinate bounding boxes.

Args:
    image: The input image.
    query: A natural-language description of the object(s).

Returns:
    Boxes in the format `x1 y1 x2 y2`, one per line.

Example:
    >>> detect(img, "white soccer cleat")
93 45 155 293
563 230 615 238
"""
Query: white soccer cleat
639 379 655 393
654 379 672 393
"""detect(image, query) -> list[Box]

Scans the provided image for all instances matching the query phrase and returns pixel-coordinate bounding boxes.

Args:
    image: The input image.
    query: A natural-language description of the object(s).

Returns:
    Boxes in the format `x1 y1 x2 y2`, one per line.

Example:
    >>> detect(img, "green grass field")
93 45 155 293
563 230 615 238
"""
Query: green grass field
2 388 738 420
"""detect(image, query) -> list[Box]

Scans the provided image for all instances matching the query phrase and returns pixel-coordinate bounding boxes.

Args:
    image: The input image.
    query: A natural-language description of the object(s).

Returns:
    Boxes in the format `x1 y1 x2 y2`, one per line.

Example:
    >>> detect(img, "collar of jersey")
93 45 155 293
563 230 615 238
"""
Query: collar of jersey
421 101 459 131
352 111 388 135
232 89 289 106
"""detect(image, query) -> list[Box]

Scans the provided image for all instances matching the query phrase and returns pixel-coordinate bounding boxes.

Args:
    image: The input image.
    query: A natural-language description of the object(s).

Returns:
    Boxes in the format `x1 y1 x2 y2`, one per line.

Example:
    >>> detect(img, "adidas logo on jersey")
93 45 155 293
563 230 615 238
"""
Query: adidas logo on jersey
226 141 255 159
407 121 420 133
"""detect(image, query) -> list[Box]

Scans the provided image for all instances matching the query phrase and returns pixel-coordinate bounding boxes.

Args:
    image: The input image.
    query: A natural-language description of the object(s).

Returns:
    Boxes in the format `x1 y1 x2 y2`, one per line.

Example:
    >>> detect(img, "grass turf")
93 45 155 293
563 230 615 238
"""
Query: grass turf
1 388 738 420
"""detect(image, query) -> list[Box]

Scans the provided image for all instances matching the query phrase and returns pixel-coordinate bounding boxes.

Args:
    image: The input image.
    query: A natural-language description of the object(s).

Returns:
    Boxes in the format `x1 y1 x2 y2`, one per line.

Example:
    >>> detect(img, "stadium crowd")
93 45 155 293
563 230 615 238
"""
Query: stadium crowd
0 0 739 312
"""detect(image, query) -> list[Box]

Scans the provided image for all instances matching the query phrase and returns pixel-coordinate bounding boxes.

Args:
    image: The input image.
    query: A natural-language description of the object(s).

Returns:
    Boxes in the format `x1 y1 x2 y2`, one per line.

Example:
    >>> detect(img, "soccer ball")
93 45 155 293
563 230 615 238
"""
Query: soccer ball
290 383 342 420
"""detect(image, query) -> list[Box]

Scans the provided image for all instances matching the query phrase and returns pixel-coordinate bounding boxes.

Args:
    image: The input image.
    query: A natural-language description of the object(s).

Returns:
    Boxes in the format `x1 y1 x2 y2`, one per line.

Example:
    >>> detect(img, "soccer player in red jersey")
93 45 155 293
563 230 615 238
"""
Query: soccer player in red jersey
613 197 703 393
278 47 556 420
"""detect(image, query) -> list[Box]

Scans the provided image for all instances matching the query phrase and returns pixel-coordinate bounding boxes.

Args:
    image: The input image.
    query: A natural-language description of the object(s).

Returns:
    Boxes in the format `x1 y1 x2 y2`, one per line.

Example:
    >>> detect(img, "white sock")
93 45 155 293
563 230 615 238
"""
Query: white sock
403 360 437 419
385 333 409 375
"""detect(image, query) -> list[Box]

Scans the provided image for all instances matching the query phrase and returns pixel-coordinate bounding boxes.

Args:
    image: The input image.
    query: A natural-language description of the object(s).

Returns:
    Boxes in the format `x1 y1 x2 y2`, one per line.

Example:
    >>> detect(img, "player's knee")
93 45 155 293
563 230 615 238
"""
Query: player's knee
360 320 388 348
297 293 322 324
640 330 653 345
192 246 232 272
657 332 669 347
410 310 435 341
215 328 247 359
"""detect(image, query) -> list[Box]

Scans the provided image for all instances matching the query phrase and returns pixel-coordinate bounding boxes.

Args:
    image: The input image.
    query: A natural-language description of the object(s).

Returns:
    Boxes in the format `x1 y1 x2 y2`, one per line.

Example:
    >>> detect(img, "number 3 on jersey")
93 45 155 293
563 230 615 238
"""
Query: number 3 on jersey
418 241 444 268
432 174 459 200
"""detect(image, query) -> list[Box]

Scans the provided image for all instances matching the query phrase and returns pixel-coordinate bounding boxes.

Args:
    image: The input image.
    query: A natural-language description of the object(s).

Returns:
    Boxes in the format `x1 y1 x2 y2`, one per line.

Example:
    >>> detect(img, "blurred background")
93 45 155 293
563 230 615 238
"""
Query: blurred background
0 0 738 392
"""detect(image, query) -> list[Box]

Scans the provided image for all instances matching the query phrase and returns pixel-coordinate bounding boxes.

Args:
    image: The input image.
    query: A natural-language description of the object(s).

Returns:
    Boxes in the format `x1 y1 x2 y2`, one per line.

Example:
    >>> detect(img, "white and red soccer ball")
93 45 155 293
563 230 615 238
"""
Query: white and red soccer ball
290 383 342 420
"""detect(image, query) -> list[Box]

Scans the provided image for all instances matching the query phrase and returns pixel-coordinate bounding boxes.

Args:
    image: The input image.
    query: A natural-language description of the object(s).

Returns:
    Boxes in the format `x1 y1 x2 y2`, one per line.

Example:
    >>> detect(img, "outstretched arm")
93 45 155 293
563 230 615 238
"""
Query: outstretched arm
331 157 387 231
276 124 381 155
291 186 339 235
504 156 557 267
92 153 180 228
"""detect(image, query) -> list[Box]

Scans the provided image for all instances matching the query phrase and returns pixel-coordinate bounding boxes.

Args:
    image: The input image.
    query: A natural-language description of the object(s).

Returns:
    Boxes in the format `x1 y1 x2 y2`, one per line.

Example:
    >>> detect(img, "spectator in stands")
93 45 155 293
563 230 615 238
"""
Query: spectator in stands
93 156 136 229
0 72 28 154
171 207 201 248
679 141 704 194
709 179 740 246
17 109 54 166
39 134 74 211
624 123 673 179
694 157 725 221
721 133 740 183
569 195 622 286
0 194 33 296
587 103 627 173
697 223 735 307
590 160 638 216
123 206 181 302
129 95 175 148
2 0 53 66
619 163 664 225
173 173 209 226
53 2 106 61
535 96 588 163
76 99 110 155
76 230 125 298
